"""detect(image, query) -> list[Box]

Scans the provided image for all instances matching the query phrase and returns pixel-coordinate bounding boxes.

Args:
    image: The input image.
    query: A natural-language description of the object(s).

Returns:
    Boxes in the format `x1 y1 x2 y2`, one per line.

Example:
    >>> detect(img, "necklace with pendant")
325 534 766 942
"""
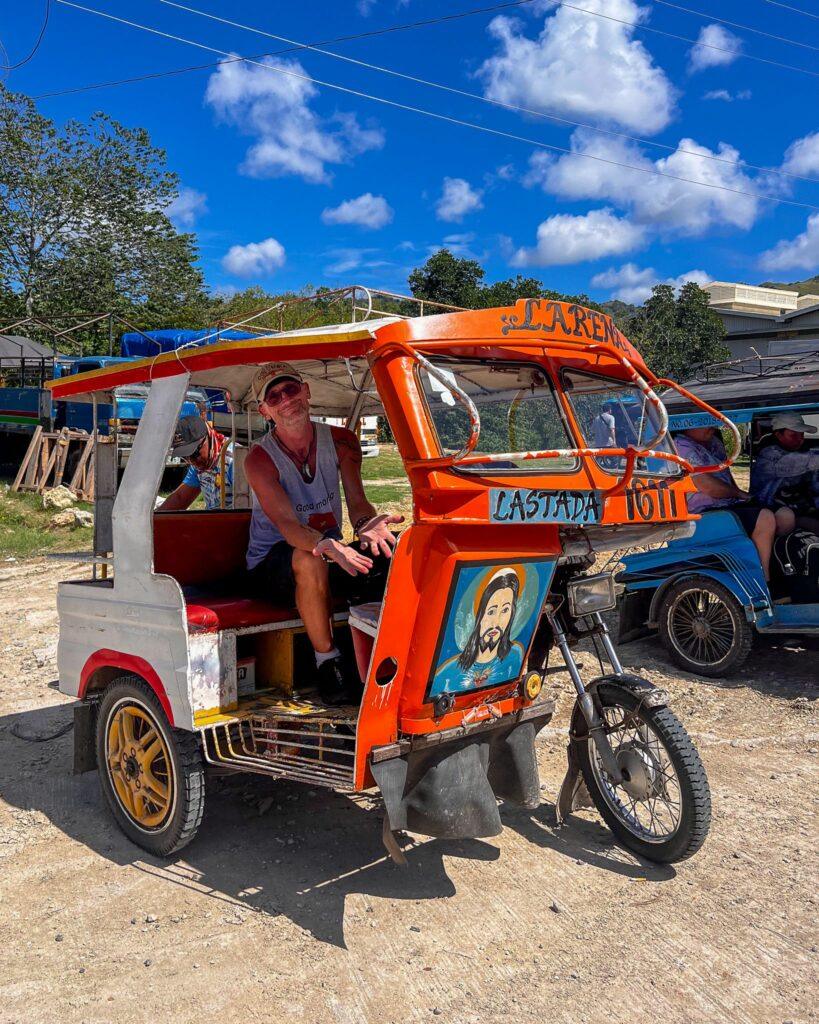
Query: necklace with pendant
275 425 316 481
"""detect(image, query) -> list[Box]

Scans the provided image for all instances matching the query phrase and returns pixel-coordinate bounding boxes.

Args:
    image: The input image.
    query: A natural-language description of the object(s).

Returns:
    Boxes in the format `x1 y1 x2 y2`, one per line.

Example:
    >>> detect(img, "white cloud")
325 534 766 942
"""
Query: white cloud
510 208 645 267
205 56 383 184
703 88 751 102
527 128 761 237
591 263 711 303
782 131 819 178
434 178 487 222
760 214 819 273
478 0 676 135
435 178 483 222
222 237 286 278
166 186 208 228
323 247 391 276
689 24 741 73
321 193 393 229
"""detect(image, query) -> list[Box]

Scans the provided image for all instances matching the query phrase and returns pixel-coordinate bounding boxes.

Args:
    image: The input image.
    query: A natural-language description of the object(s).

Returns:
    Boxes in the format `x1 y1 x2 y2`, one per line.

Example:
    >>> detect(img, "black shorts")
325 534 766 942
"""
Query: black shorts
246 540 391 608
729 502 767 536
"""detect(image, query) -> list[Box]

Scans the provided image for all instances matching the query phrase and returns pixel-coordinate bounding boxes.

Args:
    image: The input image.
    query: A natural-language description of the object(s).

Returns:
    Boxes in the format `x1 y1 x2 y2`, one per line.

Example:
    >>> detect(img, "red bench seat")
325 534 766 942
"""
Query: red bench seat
185 594 303 633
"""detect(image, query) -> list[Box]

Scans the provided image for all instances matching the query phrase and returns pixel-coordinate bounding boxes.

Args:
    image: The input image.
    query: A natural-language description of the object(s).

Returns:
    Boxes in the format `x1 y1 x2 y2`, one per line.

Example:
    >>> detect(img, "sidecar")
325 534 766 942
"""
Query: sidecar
619 352 819 675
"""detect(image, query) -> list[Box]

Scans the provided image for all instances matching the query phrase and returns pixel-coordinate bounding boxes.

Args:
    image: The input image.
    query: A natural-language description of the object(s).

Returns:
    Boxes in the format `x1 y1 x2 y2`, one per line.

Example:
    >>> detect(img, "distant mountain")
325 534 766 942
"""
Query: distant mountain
600 298 638 322
759 275 819 296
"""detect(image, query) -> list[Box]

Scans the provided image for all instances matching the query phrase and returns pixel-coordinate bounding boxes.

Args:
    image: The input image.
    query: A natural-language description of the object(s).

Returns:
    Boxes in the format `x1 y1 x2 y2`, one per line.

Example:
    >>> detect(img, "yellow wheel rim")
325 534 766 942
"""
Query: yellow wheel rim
106 704 174 830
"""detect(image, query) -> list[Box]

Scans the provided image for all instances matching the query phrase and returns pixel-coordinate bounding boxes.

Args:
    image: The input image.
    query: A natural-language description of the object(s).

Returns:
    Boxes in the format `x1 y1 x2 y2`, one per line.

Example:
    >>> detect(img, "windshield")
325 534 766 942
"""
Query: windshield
562 369 679 477
419 359 577 473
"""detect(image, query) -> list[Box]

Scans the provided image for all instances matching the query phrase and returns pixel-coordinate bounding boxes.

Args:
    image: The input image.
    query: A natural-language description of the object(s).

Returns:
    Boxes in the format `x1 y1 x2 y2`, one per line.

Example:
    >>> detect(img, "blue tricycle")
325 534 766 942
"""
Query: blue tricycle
618 353 819 676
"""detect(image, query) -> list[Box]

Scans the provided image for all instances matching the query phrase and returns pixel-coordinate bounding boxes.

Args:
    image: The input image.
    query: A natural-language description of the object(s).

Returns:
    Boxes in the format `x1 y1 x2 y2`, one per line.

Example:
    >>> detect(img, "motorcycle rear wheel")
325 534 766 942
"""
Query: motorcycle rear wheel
577 685 710 863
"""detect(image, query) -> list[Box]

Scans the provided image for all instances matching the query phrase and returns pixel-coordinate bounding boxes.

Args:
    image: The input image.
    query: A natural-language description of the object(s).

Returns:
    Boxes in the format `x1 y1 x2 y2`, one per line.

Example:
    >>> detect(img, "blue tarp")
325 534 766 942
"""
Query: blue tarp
120 328 258 357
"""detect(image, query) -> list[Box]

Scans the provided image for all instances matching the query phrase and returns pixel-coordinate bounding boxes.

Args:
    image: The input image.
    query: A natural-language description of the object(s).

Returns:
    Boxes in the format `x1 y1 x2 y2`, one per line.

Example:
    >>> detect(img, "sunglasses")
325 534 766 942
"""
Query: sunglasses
264 380 303 406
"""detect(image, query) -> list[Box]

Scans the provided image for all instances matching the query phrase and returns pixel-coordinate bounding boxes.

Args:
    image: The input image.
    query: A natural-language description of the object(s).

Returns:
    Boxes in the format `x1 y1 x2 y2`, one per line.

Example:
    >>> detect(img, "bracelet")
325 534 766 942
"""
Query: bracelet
353 514 372 536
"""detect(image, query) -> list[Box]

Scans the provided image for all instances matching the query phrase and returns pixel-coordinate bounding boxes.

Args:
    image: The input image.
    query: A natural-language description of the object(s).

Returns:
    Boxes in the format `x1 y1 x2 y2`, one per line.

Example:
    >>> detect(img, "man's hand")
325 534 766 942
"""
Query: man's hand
313 537 373 576
356 513 405 558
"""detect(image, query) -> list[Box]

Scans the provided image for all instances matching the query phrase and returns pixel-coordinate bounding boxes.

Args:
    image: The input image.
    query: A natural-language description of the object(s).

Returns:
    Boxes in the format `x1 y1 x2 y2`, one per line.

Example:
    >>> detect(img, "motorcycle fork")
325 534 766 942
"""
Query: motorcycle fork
546 607 624 784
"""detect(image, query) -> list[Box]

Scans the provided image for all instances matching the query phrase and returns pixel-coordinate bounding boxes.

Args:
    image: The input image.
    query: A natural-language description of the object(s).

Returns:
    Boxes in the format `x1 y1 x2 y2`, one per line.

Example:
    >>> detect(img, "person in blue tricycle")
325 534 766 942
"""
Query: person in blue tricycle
750 412 819 536
675 425 794 580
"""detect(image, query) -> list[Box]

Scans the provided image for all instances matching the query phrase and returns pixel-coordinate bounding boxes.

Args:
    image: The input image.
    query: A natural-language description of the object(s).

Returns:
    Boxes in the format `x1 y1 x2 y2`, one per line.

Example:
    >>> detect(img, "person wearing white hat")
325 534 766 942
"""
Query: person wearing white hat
243 361 403 705
751 412 819 534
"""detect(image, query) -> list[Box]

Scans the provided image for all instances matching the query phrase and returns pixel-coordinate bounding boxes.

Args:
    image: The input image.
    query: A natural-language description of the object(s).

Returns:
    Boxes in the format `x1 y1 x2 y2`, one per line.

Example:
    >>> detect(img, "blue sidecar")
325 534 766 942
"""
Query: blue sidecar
618 353 819 676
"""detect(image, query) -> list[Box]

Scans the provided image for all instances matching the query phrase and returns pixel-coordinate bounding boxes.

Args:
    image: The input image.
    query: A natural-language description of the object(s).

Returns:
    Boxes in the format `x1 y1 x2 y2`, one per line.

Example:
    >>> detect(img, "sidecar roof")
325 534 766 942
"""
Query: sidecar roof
46 301 647 418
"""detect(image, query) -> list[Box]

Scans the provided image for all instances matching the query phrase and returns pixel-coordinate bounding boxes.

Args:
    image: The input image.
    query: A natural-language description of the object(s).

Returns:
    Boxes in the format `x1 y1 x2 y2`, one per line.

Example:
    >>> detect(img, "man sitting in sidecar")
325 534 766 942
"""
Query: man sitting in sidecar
243 362 403 706
751 412 819 535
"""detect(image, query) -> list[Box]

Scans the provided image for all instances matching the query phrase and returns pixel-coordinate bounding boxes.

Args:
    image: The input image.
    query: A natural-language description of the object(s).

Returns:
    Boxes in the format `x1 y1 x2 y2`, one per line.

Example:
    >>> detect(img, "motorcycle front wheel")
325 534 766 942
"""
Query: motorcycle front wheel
577 684 711 863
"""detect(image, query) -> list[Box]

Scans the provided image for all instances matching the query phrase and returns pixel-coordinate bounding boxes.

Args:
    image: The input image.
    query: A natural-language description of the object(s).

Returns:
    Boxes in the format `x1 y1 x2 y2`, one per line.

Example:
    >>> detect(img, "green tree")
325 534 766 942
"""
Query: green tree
407 249 485 308
408 249 606 311
626 281 728 379
0 85 207 329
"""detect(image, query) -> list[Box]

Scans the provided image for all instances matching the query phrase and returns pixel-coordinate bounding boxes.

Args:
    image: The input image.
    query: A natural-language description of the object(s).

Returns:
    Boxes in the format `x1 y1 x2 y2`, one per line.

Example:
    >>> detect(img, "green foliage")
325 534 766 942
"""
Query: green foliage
407 249 605 312
759 275 819 297
0 84 208 343
0 489 93 559
624 281 729 380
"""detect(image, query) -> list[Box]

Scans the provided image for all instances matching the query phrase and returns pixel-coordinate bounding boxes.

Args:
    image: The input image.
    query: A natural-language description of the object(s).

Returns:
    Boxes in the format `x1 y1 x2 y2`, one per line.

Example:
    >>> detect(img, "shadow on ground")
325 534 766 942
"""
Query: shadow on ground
1 702 677 947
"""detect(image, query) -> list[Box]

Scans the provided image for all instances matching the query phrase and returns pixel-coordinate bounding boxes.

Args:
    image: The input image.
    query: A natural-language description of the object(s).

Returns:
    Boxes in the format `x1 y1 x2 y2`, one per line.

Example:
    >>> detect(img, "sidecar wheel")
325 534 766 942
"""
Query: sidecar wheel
577 685 710 863
657 575 752 677
96 676 205 856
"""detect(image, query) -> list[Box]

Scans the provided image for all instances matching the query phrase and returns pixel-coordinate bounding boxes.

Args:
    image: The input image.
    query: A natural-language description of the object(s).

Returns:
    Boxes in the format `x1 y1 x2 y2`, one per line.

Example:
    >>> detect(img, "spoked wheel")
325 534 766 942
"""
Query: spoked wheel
658 575 753 677
96 675 205 856
577 685 711 863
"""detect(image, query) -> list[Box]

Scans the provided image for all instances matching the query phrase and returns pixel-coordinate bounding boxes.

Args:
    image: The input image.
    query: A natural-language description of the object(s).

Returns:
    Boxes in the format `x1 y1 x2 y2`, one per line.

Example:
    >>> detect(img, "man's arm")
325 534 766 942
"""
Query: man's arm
158 482 200 511
759 446 819 479
333 427 376 526
693 475 746 500
245 445 373 575
332 427 404 557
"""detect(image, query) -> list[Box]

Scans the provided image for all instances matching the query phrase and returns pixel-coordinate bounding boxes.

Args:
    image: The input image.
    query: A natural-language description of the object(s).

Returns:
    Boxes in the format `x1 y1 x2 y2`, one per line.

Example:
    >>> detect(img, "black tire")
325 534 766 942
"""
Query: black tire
657 575 753 677
96 675 205 856
576 684 711 863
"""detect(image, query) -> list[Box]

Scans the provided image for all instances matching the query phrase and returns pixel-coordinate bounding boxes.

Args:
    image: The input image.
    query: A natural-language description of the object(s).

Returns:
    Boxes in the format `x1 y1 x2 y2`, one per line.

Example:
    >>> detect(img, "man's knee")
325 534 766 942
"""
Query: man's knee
775 507 796 535
755 508 776 537
292 547 328 583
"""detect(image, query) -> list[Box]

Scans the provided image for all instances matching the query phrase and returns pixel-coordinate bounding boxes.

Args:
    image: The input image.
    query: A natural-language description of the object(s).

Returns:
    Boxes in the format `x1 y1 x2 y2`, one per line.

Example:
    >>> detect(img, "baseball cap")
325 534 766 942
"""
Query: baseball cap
251 362 304 405
771 412 818 434
171 415 209 458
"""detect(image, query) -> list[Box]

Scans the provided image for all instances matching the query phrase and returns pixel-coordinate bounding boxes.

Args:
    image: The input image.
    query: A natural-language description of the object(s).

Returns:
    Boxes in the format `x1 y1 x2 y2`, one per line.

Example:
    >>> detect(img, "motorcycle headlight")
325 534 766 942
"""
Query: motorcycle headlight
567 573 616 617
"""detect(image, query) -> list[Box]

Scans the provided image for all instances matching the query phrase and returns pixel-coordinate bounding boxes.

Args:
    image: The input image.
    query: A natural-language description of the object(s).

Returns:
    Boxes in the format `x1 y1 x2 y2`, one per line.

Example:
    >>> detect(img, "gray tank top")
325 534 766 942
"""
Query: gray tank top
246 422 343 569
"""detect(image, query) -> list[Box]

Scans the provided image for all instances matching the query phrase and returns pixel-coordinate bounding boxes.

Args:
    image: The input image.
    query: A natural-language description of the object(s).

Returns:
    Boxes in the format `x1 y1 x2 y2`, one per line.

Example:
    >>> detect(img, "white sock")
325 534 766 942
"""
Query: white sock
315 647 340 668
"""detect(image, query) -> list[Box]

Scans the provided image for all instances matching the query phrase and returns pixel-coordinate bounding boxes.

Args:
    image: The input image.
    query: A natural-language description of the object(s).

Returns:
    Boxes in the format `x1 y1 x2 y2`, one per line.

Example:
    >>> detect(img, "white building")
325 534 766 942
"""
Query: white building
706 281 819 361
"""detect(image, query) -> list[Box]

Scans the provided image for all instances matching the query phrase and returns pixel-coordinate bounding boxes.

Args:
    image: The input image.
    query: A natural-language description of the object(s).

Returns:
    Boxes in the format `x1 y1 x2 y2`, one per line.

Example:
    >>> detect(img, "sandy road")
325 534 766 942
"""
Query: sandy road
0 558 816 1024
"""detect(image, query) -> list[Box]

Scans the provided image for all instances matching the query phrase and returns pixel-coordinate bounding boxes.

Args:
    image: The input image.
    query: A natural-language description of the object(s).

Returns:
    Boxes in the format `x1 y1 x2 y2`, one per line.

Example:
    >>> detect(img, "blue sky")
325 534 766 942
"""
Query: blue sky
4 0 819 304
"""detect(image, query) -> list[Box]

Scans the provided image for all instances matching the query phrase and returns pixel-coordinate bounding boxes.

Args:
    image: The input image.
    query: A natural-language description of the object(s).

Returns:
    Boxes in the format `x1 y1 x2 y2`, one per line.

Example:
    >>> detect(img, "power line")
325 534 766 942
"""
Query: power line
1 0 51 71
36 0 819 105
157 0 819 186
35 0 541 99
54 1 819 214
761 0 819 20
648 0 819 54
532 0 819 77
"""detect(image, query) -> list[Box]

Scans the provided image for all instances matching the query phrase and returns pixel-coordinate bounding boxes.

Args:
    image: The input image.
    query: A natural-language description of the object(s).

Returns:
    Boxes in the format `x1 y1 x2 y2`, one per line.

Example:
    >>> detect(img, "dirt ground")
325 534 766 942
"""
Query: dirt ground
0 557 816 1024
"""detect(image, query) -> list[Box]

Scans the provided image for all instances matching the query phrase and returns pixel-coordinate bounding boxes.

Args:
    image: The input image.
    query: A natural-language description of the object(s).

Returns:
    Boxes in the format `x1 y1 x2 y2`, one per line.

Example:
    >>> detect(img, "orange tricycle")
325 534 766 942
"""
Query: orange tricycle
48 295 737 864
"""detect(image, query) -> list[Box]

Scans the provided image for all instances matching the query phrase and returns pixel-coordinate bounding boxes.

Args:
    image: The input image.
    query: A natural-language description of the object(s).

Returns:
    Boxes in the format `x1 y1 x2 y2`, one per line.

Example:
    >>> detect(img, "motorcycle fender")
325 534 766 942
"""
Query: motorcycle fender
570 674 669 741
